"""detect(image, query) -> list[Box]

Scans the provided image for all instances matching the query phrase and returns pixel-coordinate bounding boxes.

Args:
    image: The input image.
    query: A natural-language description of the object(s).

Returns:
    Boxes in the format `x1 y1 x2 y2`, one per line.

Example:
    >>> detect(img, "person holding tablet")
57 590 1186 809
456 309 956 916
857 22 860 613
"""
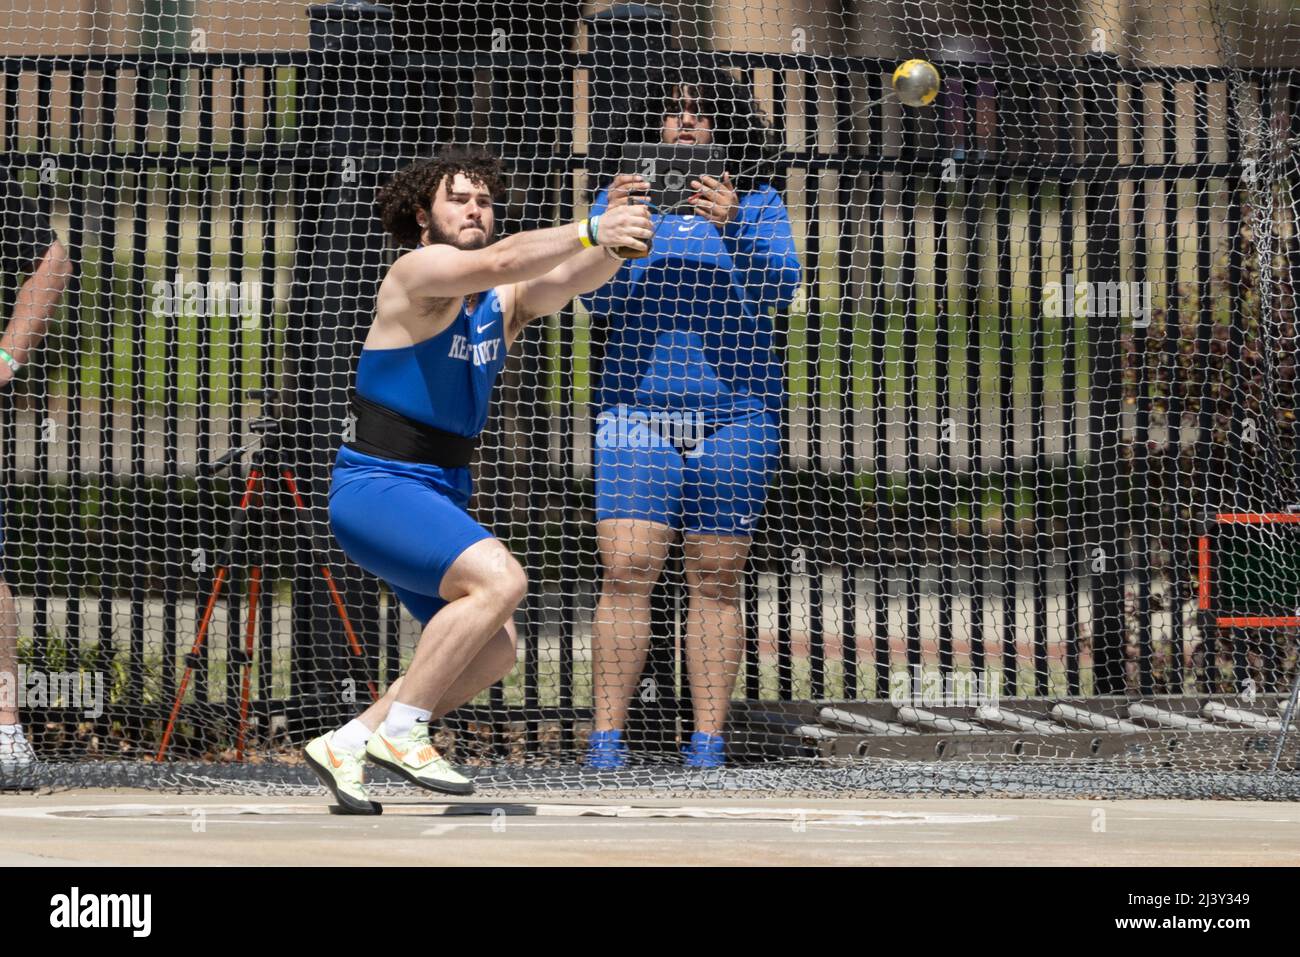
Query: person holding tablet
582 66 802 769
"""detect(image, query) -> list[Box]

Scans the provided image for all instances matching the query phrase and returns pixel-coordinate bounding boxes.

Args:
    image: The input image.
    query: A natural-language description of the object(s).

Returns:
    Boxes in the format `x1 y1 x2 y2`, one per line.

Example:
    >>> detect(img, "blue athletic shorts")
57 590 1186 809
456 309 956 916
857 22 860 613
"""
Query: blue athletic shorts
328 445 492 626
593 406 780 535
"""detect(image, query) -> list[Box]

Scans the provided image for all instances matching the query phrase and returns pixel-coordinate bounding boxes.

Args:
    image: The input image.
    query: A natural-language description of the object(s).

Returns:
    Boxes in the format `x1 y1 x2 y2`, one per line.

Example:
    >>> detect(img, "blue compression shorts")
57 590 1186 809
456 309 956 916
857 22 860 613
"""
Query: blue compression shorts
593 406 780 535
328 445 492 626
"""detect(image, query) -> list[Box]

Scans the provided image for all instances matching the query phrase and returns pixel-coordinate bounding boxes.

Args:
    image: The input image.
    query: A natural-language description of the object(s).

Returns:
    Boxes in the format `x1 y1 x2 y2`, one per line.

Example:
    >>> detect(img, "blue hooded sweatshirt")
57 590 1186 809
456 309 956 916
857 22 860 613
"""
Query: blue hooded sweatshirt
579 182 802 424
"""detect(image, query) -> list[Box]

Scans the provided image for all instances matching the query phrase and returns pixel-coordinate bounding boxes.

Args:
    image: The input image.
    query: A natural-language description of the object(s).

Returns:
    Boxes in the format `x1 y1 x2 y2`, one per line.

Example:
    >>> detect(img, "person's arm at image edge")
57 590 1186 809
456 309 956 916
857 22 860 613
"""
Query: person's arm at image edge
0 240 72 387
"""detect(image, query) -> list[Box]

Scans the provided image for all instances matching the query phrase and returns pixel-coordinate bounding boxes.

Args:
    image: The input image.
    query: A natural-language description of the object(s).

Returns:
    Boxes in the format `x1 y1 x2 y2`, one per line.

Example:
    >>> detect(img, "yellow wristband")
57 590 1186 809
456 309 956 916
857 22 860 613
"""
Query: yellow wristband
578 218 595 248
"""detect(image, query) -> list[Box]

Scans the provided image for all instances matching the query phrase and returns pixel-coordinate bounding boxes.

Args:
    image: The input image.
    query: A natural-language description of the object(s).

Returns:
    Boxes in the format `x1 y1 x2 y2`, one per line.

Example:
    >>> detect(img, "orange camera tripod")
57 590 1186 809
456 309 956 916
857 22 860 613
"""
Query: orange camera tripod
158 406 378 761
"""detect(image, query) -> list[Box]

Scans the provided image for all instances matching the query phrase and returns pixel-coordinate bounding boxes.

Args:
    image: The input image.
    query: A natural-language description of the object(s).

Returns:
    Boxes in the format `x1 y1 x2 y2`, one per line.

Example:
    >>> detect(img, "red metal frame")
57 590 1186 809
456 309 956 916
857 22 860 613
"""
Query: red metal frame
1200 513 1300 630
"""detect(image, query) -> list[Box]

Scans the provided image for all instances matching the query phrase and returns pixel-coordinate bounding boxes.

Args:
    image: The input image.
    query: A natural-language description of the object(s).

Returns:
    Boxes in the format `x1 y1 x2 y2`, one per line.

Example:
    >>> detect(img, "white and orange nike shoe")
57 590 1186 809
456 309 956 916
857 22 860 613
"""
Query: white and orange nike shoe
304 732 382 815
365 720 474 796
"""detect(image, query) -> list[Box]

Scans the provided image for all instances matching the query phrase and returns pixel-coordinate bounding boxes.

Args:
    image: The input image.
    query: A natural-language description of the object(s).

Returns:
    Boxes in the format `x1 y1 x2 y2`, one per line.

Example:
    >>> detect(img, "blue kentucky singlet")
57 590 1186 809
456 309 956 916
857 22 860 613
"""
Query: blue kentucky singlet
355 287 508 438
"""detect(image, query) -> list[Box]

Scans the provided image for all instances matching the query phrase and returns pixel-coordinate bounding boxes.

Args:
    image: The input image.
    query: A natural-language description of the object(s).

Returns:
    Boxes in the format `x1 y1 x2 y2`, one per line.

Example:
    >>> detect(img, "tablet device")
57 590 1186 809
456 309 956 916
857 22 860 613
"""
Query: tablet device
617 143 724 215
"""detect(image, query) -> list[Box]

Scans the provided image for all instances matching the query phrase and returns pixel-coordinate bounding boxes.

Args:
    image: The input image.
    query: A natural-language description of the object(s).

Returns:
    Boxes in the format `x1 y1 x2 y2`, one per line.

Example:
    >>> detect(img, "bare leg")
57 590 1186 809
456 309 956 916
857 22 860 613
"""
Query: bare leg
591 519 674 732
682 534 750 735
356 618 518 731
391 538 526 714
0 579 18 725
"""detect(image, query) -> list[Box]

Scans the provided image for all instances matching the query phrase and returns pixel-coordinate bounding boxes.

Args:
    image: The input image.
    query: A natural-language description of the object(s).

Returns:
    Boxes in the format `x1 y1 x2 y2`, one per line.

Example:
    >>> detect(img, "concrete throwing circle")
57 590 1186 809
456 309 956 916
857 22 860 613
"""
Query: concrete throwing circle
0 801 1014 827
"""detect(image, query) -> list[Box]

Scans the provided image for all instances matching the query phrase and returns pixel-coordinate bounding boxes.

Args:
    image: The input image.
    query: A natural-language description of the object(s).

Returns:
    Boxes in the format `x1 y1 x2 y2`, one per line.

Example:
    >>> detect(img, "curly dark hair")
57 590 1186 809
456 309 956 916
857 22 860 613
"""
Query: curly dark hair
658 63 779 191
376 147 507 247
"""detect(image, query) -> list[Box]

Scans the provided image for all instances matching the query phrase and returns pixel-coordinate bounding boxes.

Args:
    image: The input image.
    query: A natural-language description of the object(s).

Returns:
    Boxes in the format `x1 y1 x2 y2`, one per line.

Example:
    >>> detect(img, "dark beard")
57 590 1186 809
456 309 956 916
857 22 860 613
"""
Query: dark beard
425 218 492 250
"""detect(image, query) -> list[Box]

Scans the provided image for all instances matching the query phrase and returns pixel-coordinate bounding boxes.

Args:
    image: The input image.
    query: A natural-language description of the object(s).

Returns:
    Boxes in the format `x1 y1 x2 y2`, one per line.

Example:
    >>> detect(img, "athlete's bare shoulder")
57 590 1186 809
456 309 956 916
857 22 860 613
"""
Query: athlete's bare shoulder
365 253 463 349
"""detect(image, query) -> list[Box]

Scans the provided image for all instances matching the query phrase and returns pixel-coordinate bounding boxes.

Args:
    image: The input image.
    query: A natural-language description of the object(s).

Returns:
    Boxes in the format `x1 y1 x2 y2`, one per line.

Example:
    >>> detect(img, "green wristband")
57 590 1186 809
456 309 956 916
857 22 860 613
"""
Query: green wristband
0 348 19 374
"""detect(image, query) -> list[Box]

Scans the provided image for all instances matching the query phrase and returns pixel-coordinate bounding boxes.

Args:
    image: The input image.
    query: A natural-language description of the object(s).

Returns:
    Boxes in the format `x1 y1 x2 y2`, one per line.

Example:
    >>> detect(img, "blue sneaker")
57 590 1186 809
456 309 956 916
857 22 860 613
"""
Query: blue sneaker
683 731 726 769
585 729 628 769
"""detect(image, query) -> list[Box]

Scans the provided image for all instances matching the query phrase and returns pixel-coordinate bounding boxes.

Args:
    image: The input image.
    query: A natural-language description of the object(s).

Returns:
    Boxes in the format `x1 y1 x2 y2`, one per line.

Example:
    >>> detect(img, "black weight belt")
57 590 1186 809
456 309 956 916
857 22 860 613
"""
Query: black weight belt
346 392 479 468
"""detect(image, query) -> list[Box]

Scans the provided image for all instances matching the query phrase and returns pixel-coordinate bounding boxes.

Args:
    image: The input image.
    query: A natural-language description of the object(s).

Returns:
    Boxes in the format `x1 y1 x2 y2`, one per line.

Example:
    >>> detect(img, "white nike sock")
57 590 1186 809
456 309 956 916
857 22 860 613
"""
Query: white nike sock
0 724 21 736
383 702 432 738
331 719 371 754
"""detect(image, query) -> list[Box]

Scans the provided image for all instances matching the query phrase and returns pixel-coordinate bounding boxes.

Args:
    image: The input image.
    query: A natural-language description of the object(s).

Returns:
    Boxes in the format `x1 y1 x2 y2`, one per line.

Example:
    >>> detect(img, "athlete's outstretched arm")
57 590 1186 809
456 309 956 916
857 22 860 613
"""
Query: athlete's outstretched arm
510 175 651 334
510 246 625 334
390 201 652 302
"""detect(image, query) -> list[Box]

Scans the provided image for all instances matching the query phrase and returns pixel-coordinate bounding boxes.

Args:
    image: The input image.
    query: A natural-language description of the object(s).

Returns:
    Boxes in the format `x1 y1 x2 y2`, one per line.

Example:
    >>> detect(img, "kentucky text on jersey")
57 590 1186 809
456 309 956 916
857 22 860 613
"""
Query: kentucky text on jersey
448 333 501 366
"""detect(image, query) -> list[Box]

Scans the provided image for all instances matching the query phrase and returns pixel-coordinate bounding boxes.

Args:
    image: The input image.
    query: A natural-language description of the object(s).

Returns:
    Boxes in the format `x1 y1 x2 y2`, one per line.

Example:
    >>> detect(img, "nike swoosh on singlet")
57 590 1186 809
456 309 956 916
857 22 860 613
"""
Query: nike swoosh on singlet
476 321 494 333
